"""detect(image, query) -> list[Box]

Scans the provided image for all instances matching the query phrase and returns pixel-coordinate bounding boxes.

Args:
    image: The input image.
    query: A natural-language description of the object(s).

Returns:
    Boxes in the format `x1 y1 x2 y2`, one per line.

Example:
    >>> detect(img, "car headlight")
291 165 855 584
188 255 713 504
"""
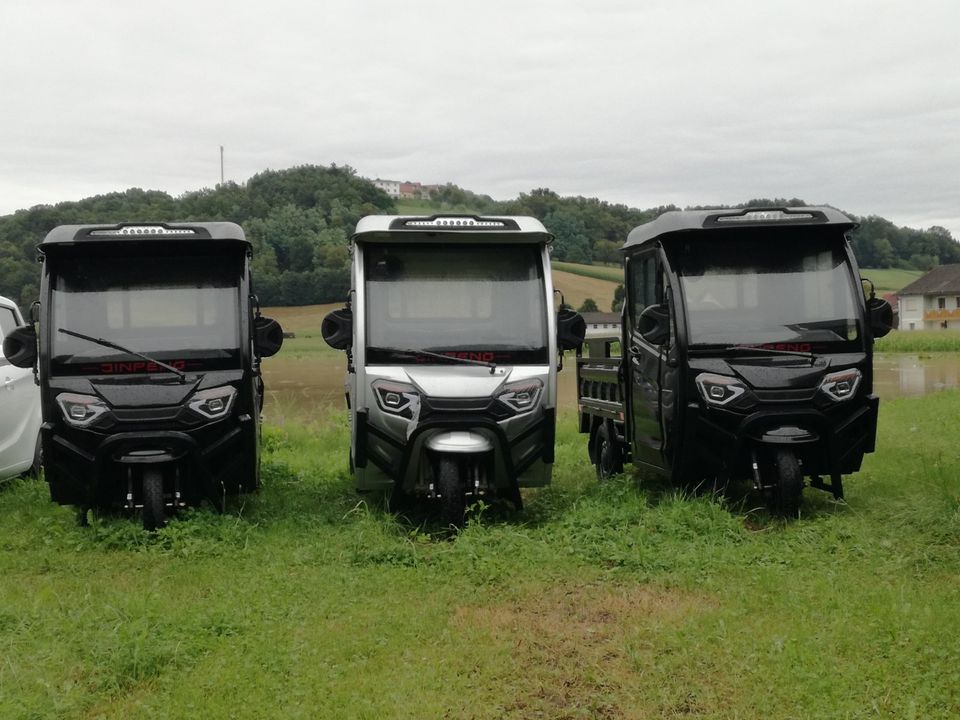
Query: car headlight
819 368 861 402
372 379 419 418
497 378 543 414
188 386 237 420
695 373 747 406
57 392 109 427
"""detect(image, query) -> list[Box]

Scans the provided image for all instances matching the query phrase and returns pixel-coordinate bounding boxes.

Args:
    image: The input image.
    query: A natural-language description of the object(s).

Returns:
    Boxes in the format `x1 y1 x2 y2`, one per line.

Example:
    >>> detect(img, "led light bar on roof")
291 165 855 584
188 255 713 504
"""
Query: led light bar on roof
88 226 196 236
715 210 815 223
403 218 506 228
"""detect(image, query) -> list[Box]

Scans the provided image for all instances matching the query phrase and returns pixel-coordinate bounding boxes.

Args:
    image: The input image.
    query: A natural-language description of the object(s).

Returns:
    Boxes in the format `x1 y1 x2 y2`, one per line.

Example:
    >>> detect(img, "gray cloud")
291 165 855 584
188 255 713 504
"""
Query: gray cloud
2 0 958 237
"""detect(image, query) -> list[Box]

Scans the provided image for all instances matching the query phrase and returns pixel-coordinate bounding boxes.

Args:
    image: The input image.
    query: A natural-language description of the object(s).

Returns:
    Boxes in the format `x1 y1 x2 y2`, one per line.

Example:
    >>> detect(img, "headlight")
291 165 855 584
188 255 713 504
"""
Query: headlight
496 378 543 414
57 392 109 427
819 368 861 402
372 379 419 418
188 386 237 420
695 373 747 406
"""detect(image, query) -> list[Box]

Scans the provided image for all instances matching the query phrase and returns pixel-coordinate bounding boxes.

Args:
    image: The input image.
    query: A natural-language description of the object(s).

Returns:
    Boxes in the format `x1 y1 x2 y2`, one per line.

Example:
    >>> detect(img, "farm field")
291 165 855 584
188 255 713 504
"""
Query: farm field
860 267 923 293
2 372 959 717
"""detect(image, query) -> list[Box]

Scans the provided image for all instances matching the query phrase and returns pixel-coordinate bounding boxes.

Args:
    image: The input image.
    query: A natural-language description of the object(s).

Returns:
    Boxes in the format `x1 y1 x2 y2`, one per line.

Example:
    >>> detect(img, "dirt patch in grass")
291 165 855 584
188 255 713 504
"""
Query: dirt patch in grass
451 582 713 718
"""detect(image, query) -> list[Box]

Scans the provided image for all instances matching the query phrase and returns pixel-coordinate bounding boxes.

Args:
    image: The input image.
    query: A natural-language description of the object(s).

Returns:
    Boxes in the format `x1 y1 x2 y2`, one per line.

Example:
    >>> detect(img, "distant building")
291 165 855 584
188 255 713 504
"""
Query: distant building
897 264 960 330
882 292 900 329
372 179 401 199
580 311 621 340
399 181 423 199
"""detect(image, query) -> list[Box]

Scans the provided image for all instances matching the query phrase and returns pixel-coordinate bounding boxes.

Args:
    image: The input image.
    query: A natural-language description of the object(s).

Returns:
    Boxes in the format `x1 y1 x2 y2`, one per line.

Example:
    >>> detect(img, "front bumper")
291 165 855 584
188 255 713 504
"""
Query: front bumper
353 404 556 492
684 394 879 478
42 414 258 507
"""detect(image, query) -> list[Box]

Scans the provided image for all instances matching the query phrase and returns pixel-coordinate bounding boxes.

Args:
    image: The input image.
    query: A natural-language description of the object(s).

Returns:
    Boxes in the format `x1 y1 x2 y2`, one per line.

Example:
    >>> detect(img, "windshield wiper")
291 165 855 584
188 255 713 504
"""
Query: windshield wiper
718 345 817 361
367 346 497 374
58 328 187 382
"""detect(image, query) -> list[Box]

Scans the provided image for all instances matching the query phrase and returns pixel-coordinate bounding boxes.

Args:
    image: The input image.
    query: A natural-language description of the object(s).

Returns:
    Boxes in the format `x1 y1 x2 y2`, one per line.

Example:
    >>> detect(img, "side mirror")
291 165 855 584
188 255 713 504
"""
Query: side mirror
3 324 38 368
557 307 586 351
866 297 893 338
637 304 670 345
321 308 353 351
254 316 284 357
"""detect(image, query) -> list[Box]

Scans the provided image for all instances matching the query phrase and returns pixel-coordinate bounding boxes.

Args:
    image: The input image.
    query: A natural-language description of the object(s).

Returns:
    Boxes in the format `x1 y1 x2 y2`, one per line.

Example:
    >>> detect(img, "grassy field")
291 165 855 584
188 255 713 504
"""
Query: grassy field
2 387 960 717
552 260 623 283
875 329 960 353
861 267 923 294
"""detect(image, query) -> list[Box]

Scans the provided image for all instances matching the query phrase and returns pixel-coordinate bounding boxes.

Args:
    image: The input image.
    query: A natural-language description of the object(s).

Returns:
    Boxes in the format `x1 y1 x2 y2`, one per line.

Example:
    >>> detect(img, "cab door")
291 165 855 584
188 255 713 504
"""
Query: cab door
625 252 667 470
0 302 41 477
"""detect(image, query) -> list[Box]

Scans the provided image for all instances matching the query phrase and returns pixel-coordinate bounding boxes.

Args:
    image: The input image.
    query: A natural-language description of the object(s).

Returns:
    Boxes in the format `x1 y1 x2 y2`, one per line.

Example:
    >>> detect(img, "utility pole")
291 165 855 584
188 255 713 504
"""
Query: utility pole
220 145 225 186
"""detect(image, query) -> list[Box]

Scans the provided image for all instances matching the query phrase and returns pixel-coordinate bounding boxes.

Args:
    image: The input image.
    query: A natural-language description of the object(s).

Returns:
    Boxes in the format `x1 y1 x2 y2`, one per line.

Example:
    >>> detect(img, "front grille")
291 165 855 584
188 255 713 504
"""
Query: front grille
421 396 513 422
754 387 818 403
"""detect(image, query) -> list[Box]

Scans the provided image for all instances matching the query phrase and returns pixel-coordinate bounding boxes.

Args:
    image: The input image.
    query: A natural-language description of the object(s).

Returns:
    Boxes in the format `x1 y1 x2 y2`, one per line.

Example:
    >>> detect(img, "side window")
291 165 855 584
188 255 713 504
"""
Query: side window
628 253 665 323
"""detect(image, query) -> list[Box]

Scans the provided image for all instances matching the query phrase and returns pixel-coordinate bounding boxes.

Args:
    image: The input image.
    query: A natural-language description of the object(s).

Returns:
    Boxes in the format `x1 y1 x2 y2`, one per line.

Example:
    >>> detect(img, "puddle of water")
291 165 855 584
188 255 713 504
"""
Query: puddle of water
261 352 960 422
873 353 960 398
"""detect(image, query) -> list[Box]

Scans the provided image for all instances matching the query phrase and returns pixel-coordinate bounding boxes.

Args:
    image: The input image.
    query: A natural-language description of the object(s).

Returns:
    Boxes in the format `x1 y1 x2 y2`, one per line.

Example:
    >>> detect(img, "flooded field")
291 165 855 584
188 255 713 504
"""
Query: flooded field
261 349 960 423
874 353 960 398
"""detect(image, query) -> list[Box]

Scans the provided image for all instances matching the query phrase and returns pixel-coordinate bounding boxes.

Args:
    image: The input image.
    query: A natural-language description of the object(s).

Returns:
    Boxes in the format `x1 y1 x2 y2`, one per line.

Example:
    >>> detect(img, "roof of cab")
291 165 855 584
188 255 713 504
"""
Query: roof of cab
352 214 553 243
40 222 248 248
623 206 856 251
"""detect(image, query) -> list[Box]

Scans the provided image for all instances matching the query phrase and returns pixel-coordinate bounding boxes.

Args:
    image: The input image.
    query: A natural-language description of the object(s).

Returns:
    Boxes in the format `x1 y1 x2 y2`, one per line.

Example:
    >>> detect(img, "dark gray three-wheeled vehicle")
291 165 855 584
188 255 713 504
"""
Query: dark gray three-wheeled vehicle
2 223 283 528
577 207 893 515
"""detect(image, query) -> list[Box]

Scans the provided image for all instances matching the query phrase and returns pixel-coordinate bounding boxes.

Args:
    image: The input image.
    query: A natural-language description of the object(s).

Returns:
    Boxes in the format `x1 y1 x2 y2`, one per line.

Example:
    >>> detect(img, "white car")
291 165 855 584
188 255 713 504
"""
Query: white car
0 296 42 480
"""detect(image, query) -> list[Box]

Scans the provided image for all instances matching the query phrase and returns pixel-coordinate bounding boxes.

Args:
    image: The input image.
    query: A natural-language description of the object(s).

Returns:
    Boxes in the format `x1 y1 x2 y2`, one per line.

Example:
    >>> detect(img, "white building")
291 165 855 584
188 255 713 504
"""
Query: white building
580 312 622 340
897 264 960 331
372 179 401 199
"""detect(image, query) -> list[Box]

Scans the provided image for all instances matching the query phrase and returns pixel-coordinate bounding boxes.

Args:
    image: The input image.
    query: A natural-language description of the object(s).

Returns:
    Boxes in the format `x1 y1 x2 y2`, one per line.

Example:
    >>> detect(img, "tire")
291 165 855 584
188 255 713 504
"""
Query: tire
595 423 623 481
436 457 466 528
772 449 803 518
142 468 167 531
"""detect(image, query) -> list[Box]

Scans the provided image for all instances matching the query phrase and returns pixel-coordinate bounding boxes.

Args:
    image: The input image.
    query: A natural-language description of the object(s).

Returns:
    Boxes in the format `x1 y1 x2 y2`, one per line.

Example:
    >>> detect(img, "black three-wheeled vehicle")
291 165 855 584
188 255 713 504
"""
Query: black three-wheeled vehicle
577 207 893 515
2 223 283 528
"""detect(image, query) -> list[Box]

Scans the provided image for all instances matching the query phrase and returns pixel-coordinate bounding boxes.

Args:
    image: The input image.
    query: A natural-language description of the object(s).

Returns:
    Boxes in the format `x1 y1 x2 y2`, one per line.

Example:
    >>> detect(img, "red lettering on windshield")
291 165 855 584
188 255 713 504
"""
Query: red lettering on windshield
441 351 496 362
99 360 187 374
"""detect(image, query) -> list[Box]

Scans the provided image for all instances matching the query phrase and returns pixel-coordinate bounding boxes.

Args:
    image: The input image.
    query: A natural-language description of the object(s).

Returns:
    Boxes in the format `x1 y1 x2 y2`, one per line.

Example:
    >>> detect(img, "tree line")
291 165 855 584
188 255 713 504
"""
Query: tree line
1 166 956 308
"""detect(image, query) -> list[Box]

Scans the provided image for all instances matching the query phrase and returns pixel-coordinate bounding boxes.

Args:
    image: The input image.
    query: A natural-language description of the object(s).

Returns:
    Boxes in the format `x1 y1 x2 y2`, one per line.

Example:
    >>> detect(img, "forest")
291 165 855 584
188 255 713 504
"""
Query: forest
1 164 957 307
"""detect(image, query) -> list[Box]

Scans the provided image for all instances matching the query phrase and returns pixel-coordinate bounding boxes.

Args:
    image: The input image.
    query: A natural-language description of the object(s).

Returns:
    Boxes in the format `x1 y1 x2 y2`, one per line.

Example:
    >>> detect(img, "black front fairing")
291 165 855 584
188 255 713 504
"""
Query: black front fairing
40 369 260 507
682 352 877 479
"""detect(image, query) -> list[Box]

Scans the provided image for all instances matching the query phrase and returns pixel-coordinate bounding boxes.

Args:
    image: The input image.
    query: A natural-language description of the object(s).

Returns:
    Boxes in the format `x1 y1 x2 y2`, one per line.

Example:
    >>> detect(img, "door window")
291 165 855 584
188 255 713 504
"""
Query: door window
628 254 662 323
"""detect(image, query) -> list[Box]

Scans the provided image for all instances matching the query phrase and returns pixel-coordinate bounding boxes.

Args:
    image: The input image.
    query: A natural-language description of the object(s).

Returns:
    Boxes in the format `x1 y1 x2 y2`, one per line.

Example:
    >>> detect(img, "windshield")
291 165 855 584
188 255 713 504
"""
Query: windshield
364 243 548 364
51 253 242 375
671 232 862 350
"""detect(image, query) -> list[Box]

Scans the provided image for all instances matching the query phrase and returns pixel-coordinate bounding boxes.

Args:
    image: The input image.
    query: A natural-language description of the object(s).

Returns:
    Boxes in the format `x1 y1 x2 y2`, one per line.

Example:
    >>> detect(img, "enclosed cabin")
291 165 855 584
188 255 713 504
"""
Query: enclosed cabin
323 214 584 519
620 207 892 511
3 222 283 526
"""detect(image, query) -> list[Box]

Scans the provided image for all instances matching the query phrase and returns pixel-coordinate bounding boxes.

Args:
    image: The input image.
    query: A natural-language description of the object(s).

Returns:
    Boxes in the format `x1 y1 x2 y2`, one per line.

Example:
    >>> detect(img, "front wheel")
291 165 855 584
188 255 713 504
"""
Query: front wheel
142 468 167 531
595 423 623 481
436 458 466 528
771 449 803 518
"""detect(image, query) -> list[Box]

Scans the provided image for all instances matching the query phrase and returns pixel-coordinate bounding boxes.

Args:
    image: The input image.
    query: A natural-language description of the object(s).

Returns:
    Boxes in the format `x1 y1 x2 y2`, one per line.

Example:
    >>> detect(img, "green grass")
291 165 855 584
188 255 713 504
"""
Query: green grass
2 395 960 717
861 267 923 293
876 330 960 353
552 260 623 283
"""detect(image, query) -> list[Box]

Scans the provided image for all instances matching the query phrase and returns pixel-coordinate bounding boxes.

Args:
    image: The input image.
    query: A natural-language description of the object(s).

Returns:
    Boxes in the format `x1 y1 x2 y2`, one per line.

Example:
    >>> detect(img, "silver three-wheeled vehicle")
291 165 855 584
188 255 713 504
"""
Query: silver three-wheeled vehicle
322 215 584 524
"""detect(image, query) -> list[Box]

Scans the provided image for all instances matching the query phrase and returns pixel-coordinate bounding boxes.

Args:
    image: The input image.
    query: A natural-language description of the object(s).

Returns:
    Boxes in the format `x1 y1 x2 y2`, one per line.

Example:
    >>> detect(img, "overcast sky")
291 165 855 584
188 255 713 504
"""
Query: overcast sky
2 0 958 237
